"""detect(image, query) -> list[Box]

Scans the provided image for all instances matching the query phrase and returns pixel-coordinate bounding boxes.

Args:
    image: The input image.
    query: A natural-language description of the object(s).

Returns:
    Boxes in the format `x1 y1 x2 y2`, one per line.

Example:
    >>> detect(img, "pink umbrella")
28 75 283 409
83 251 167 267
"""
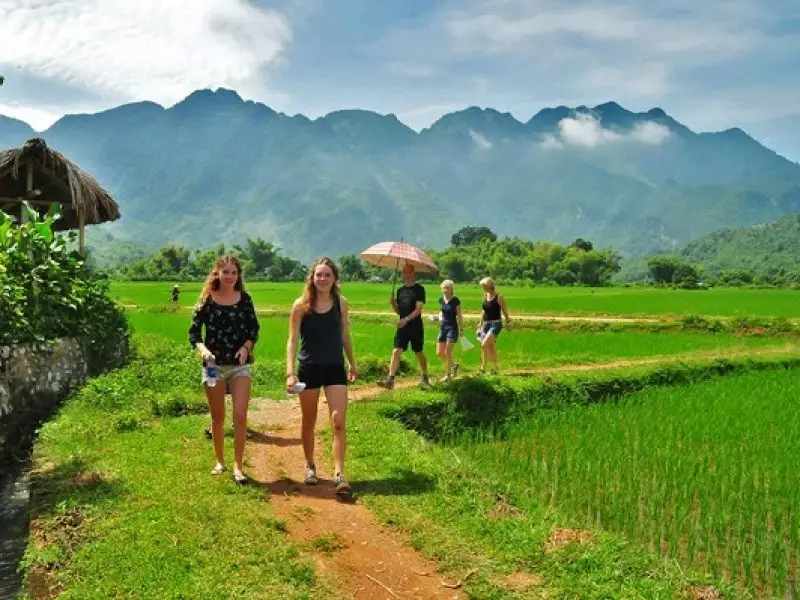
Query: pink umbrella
360 241 438 272
360 240 439 291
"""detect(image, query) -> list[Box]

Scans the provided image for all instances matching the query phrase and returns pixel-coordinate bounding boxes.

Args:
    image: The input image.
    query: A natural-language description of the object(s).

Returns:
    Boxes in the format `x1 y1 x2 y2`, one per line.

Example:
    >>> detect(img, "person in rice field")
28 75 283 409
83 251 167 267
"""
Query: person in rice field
377 263 430 389
476 277 511 374
435 279 463 381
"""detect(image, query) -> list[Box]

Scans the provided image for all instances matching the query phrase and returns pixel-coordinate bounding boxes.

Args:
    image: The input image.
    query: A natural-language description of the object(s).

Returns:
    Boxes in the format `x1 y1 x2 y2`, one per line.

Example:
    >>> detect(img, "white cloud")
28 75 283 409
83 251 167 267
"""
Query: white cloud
630 121 671 145
541 113 670 148
445 1 759 61
0 0 292 108
469 129 493 149
0 103 60 131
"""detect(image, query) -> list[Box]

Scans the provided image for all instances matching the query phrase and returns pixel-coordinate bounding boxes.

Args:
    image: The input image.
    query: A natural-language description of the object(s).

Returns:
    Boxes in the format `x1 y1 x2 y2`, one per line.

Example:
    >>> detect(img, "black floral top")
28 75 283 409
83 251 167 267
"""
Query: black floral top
188 291 260 365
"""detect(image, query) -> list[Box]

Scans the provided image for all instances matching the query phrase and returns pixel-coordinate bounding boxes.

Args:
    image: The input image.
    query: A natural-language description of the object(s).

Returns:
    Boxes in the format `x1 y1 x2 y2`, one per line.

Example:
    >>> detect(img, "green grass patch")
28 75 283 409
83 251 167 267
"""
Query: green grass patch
20 336 336 600
310 533 345 553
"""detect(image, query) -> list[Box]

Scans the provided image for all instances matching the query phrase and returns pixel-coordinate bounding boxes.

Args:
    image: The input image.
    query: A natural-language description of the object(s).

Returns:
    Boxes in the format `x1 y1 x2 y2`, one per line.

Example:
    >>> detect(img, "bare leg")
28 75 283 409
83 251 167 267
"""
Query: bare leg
445 341 455 376
205 381 226 468
486 337 499 372
324 385 348 476
299 389 321 467
388 348 403 377
415 351 428 378
480 331 496 373
436 341 446 361
230 375 251 473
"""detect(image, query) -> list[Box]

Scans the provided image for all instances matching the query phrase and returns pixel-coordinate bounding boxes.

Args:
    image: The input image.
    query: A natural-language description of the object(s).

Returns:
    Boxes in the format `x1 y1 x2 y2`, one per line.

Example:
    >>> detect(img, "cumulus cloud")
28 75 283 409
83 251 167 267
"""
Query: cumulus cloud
0 0 291 109
469 129 493 149
541 113 670 148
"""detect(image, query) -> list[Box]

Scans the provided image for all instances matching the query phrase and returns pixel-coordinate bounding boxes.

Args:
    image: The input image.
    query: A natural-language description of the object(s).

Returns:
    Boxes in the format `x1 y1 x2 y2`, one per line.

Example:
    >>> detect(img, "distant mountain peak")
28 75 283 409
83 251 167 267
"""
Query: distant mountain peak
169 87 247 115
593 101 630 115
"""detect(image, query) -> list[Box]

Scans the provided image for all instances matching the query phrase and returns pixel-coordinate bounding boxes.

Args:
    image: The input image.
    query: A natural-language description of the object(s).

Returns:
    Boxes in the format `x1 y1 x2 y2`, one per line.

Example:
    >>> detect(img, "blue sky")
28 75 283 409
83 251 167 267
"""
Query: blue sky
1 0 798 159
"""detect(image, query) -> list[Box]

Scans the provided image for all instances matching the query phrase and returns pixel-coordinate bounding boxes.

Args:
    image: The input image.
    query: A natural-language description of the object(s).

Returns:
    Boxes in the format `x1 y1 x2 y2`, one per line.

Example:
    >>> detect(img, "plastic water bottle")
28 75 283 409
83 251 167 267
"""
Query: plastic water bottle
205 359 217 387
287 381 306 394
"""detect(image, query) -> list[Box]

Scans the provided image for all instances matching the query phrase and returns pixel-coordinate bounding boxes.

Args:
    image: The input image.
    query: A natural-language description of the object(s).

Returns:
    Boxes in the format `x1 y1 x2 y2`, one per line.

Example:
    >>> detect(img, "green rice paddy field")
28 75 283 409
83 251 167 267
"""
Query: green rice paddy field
458 368 800 597
110 281 800 320
81 282 800 596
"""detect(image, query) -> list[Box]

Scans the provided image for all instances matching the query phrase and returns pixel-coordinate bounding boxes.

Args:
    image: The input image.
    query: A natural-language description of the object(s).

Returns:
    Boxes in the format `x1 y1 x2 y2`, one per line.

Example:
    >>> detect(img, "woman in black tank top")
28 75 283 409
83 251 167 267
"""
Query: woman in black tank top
476 276 511 374
287 257 358 496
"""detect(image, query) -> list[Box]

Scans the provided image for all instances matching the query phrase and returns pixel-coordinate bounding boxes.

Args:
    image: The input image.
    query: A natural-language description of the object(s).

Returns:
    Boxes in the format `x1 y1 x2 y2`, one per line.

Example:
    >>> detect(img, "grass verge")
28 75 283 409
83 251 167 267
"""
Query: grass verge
19 336 336 600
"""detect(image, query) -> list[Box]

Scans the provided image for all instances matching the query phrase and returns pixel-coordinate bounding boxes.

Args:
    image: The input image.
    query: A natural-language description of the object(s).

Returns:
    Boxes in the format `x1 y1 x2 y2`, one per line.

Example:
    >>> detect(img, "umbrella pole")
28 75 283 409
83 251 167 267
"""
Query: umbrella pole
391 257 400 296
391 236 403 296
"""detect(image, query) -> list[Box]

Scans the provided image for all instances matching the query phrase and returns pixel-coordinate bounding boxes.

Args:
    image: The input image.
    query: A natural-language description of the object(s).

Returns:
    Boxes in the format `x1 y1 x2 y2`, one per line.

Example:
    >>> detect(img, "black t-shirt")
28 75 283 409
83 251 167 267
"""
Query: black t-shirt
396 283 425 322
439 296 460 326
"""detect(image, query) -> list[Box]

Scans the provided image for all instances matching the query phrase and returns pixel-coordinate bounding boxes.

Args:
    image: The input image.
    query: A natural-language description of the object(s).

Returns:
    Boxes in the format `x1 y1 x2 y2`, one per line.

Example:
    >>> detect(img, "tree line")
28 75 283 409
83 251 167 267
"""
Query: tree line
110 237 306 282
103 225 798 288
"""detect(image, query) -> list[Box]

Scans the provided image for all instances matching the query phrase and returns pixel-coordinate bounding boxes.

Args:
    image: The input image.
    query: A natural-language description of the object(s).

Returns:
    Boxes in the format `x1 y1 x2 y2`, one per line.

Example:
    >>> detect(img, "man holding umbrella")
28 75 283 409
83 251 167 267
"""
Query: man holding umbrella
377 263 430 389
360 241 437 390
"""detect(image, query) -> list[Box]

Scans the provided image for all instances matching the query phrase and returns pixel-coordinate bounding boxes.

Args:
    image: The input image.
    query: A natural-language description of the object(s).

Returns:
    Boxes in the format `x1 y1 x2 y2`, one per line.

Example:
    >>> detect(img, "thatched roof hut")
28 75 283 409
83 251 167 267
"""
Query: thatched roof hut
0 137 120 251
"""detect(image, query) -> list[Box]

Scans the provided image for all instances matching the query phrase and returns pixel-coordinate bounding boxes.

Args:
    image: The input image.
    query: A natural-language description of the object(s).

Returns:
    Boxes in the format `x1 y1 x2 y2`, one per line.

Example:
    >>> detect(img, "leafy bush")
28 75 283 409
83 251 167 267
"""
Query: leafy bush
0 203 129 371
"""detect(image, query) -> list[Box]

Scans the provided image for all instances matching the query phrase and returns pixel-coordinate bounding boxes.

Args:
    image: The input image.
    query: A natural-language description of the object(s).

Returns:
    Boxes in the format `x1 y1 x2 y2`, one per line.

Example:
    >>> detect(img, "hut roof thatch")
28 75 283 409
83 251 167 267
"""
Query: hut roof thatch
0 137 120 230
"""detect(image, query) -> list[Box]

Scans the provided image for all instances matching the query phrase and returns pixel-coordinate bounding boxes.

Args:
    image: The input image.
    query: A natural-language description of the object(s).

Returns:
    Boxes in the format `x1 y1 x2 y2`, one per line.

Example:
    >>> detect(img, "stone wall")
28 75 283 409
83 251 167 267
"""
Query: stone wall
0 336 128 466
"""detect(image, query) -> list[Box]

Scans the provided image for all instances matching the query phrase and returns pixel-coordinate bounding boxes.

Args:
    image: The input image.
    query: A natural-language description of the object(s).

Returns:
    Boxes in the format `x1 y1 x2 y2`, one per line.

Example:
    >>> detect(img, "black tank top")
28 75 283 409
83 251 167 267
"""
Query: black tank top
298 296 343 366
482 294 501 321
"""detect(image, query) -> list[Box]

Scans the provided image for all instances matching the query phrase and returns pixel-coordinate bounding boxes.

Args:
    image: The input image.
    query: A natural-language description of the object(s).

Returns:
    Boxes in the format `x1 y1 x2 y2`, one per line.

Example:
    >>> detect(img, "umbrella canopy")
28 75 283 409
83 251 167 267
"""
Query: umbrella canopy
360 241 438 274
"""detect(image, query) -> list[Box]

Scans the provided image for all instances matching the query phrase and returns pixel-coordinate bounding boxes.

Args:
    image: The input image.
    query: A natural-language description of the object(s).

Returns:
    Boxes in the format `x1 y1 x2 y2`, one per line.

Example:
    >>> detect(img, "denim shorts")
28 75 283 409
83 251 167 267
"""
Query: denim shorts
438 324 459 342
201 363 251 385
481 320 503 337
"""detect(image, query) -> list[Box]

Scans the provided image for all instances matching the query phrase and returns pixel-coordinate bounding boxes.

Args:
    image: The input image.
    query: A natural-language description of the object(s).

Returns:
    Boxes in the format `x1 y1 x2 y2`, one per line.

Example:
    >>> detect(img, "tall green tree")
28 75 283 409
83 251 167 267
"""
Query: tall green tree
450 226 497 246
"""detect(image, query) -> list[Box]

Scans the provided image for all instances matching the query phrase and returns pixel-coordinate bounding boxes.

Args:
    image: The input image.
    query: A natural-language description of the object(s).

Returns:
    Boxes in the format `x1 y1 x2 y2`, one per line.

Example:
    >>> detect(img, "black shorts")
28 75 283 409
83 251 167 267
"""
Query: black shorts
298 363 348 390
394 320 424 353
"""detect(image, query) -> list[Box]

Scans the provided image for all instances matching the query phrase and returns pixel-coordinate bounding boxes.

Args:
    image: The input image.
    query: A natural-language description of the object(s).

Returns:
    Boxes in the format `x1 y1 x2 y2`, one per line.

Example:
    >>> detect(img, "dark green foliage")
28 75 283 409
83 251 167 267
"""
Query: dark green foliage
112 236 305 281
450 226 498 246
678 213 800 285
431 236 621 285
646 254 701 286
0 203 129 371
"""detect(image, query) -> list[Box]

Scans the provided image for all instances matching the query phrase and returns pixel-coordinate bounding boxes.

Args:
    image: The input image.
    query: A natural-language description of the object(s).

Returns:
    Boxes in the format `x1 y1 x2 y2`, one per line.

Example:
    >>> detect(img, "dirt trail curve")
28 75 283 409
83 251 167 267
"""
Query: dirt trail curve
248 382 467 600
245 345 800 599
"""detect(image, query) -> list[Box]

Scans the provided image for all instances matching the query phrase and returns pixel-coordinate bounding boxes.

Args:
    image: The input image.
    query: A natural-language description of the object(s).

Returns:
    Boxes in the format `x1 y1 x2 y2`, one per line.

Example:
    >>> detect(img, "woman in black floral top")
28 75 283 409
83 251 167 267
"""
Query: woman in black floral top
189 254 259 484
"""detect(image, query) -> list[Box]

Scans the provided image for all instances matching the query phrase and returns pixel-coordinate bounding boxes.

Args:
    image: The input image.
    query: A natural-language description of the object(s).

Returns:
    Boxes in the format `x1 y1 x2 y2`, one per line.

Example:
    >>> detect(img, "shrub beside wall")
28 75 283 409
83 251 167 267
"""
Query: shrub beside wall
0 203 130 464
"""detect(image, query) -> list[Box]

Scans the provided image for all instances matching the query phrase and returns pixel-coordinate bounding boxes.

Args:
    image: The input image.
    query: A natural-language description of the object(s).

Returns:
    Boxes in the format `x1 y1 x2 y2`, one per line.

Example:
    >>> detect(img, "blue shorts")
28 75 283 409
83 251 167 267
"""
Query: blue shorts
481 320 503 338
438 324 459 343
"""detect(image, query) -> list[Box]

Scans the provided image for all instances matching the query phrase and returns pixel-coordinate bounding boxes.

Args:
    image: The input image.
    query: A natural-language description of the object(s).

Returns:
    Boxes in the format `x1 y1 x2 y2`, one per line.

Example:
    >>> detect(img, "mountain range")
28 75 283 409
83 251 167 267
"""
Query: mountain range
1 88 799 263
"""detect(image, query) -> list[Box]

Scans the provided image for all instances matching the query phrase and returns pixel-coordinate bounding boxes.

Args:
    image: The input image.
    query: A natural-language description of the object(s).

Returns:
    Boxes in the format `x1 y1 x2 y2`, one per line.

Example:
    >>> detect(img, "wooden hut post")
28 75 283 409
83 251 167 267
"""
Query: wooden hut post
79 213 85 256
22 159 33 224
